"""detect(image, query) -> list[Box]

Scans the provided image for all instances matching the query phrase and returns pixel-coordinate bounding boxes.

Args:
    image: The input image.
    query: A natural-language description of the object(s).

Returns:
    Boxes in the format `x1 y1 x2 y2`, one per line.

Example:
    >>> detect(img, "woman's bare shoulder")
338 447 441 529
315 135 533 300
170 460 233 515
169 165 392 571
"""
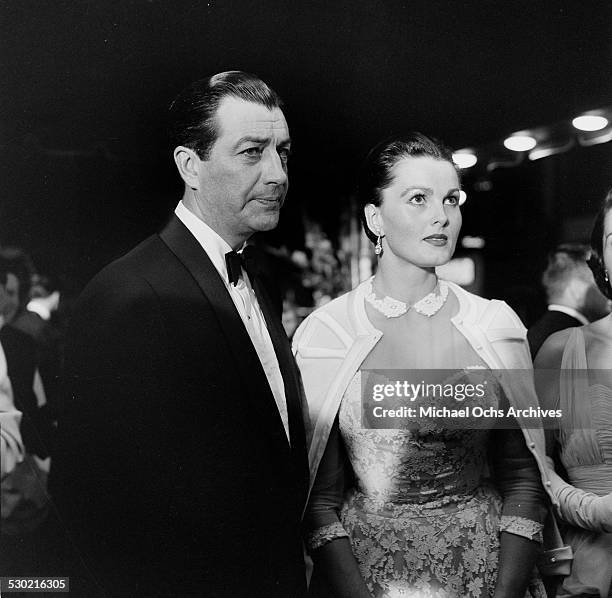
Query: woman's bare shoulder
534 328 573 369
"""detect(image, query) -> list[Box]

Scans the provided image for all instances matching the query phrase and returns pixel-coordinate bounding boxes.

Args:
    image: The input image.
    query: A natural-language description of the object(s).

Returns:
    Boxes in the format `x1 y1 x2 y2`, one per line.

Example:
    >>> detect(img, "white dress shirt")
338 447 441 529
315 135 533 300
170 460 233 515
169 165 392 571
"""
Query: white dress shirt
547 304 589 326
175 202 290 442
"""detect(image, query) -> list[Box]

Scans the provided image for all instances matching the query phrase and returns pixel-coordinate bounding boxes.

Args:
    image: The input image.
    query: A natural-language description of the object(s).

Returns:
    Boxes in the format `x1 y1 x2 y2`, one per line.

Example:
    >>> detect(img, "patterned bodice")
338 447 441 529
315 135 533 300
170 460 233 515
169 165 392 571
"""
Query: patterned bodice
339 370 502 506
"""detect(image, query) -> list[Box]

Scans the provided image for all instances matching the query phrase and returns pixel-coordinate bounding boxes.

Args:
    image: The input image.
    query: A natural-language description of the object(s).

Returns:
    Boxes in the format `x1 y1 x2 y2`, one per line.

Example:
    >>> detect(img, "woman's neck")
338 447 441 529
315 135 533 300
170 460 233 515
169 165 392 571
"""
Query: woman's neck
373 256 438 305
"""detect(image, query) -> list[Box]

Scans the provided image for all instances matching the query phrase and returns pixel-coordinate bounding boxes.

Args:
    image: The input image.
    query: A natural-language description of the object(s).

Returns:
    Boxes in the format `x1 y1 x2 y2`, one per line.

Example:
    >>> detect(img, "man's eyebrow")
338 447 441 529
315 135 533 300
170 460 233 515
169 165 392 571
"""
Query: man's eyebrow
234 136 269 147
233 135 292 150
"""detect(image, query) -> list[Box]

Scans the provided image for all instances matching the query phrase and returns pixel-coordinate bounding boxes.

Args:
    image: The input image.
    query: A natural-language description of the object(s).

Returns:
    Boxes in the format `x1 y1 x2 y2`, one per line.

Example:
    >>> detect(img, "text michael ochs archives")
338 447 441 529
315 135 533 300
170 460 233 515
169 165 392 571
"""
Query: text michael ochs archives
360 370 568 430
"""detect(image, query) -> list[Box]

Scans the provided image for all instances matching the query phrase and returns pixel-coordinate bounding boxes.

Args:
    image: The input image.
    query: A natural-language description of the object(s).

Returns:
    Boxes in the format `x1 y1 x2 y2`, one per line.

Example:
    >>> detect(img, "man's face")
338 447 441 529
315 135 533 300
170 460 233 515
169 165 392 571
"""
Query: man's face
193 96 291 248
0 273 20 323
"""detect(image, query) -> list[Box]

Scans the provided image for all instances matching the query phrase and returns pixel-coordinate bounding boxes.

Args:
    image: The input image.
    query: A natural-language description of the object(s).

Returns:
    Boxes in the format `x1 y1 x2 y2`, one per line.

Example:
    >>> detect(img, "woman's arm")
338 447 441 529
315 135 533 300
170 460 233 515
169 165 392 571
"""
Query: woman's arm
544 457 612 532
305 419 372 598
535 332 612 532
490 416 548 598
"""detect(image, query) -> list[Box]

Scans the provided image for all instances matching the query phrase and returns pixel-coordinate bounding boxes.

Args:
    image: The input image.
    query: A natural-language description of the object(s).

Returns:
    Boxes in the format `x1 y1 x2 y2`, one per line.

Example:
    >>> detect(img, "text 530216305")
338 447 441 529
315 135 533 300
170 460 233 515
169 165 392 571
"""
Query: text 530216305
0 577 69 593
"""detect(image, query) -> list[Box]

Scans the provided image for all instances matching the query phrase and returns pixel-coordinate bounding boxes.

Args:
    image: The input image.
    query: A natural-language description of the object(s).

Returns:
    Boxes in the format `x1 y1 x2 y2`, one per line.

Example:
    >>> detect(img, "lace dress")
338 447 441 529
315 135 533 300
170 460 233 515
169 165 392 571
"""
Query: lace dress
306 291 546 598
553 328 612 598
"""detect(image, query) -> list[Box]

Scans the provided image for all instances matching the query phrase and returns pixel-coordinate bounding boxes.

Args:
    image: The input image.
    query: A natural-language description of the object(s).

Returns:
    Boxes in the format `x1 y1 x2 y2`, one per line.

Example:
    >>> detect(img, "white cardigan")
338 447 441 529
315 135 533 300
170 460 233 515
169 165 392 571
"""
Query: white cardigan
292 278 559 509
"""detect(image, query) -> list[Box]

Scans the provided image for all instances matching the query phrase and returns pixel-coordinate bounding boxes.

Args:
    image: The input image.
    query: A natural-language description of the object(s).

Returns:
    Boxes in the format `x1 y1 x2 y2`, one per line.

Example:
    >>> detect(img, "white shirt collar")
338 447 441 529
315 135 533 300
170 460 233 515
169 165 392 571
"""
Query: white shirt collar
175 201 244 282
547 304 589 326
26 299 51 321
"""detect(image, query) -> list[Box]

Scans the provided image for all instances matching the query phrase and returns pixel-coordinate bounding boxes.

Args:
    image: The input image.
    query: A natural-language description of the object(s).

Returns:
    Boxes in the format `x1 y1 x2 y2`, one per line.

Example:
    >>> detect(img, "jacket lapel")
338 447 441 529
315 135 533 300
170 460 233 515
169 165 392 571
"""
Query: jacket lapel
249 268 310 495
159 216 292 465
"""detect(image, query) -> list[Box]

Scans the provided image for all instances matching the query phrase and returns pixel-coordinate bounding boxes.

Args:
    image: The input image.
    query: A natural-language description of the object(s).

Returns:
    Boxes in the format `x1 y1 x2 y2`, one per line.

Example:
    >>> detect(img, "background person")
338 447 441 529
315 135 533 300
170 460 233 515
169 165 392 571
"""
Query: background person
535 189 612 598
528 244 610 359
0 341 22 479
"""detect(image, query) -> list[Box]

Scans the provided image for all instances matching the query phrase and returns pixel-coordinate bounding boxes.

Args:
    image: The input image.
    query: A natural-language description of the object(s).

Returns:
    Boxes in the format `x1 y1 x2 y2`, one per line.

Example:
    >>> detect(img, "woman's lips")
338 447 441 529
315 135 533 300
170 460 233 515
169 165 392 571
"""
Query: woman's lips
423 234 448 246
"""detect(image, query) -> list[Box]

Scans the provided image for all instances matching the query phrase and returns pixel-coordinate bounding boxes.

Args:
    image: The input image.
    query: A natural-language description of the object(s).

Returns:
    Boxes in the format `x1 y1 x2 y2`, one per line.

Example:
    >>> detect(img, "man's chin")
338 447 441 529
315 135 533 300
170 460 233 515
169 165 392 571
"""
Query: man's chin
251 213 281 233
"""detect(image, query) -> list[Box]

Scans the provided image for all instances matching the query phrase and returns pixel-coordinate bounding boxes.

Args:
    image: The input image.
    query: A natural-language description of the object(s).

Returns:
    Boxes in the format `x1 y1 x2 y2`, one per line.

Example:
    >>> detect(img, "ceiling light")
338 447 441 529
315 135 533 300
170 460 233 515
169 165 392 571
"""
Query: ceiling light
503 135 537 152
452 152 477 169
572 115 609 132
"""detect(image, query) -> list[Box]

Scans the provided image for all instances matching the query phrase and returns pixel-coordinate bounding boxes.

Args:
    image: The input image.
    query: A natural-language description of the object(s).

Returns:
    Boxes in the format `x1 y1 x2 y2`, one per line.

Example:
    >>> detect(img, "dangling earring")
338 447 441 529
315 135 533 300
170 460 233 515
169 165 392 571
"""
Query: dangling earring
375 234 383 256
605 270 609 283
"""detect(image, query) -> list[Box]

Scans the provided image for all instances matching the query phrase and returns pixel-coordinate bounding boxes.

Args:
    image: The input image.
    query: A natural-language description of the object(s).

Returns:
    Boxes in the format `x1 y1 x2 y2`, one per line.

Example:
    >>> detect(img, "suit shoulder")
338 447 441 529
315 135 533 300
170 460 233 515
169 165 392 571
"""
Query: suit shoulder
0 325 36 356
75 236 168 317
91 235 169 284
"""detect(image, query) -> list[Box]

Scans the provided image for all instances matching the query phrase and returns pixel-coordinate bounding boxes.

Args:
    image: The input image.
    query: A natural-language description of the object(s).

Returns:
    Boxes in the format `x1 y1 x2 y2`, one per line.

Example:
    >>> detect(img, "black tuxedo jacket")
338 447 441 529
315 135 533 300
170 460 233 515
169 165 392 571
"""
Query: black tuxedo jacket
55 216 309 597
0 324 53 458
527 309 582 360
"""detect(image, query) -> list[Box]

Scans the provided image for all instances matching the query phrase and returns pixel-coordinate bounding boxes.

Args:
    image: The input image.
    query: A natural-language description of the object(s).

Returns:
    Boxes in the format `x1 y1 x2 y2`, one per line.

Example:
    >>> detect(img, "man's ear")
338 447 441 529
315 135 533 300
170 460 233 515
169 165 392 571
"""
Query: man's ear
173 146 202 190
364 204 383 237
566 278 586 305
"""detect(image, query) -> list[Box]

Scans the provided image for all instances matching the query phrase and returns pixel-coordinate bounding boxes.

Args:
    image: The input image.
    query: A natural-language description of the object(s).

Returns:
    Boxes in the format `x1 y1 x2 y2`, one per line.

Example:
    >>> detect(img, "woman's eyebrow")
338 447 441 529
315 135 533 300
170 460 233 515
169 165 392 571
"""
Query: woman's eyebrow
400 186 433 198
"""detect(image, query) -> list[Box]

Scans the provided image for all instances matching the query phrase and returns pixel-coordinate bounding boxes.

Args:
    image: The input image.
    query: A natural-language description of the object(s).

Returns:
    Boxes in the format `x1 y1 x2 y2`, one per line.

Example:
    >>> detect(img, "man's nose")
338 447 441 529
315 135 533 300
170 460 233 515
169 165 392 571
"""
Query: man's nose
262 149 288 186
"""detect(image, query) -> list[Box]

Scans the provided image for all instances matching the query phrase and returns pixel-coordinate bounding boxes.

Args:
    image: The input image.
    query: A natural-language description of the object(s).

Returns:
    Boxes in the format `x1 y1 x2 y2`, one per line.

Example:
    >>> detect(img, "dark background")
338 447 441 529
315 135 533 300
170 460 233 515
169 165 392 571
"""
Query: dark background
1 0 611 319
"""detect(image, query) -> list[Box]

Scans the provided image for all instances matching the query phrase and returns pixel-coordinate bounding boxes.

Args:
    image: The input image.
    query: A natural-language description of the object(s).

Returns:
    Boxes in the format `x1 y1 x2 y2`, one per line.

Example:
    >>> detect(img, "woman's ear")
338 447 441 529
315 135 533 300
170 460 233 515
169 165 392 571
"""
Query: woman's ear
364 204 383 236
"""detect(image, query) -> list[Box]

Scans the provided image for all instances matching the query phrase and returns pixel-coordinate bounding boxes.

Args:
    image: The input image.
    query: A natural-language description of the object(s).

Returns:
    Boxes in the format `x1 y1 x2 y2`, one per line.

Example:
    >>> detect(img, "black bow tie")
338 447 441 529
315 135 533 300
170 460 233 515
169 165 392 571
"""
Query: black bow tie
225 246 258 286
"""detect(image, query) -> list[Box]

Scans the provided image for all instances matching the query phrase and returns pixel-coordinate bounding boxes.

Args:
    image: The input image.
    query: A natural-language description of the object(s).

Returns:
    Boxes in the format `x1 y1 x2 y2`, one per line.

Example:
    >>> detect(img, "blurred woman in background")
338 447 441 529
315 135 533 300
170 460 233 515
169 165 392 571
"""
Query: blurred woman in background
536 189 612 598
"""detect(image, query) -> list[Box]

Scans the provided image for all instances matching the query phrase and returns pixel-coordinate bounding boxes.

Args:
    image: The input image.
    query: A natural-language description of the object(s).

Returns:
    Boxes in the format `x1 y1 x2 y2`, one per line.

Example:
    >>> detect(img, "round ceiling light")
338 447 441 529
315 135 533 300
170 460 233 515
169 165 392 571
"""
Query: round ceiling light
503 135 537 152
452 152 477 169
572 115 609 132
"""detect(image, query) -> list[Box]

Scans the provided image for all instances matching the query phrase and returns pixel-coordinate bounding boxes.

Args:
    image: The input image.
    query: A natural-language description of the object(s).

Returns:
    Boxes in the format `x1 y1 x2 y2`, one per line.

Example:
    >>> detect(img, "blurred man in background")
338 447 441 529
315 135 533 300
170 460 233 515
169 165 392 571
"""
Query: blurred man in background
528 244 611 358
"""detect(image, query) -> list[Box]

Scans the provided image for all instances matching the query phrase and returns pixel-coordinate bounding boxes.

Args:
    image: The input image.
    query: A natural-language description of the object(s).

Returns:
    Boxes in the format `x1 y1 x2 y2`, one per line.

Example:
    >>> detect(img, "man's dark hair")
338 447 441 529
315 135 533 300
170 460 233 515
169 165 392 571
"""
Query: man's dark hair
356 132 459 244
168 70 283 160
542 243 593 302
0 250 34 306
587 188 612 300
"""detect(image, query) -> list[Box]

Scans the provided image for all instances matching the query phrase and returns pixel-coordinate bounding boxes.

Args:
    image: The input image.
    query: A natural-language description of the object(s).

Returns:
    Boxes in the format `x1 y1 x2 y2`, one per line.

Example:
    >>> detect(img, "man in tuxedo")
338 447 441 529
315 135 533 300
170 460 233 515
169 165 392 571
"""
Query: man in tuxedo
528 243 610 358
57 71 309 597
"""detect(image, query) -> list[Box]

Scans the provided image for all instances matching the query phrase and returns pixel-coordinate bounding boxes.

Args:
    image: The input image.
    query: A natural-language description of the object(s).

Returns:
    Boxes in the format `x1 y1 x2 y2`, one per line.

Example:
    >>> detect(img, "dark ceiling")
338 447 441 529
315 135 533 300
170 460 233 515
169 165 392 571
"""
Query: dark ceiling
1 0 611 286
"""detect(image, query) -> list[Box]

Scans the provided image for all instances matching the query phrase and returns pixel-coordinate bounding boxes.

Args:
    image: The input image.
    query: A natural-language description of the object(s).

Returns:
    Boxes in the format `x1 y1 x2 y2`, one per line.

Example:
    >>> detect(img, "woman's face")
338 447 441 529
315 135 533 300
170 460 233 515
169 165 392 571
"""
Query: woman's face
371 156 462 268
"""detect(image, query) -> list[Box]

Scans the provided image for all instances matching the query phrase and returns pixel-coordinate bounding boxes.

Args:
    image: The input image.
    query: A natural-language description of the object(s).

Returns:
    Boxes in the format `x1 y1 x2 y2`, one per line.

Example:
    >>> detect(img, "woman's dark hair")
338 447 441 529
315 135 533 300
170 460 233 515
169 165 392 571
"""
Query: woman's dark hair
587 188 612 299
356 132 459 243
168 70 283 160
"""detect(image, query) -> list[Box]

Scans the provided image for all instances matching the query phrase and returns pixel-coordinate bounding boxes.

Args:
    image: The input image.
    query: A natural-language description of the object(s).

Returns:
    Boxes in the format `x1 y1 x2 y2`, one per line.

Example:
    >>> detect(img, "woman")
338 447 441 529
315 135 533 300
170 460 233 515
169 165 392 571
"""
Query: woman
293 134 558 598
535 190 612 598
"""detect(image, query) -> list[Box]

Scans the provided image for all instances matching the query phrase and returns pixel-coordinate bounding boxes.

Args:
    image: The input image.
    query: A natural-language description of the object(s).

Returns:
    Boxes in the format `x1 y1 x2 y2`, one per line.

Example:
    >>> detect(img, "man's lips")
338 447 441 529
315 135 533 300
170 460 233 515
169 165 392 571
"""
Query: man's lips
423 234 448 246
253 196 284 208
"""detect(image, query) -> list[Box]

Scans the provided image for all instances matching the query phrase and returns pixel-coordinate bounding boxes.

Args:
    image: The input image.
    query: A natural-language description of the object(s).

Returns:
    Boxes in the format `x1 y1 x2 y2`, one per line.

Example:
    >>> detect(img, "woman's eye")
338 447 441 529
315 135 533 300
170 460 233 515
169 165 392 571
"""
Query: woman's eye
409 194 426 205
444 195 460 206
